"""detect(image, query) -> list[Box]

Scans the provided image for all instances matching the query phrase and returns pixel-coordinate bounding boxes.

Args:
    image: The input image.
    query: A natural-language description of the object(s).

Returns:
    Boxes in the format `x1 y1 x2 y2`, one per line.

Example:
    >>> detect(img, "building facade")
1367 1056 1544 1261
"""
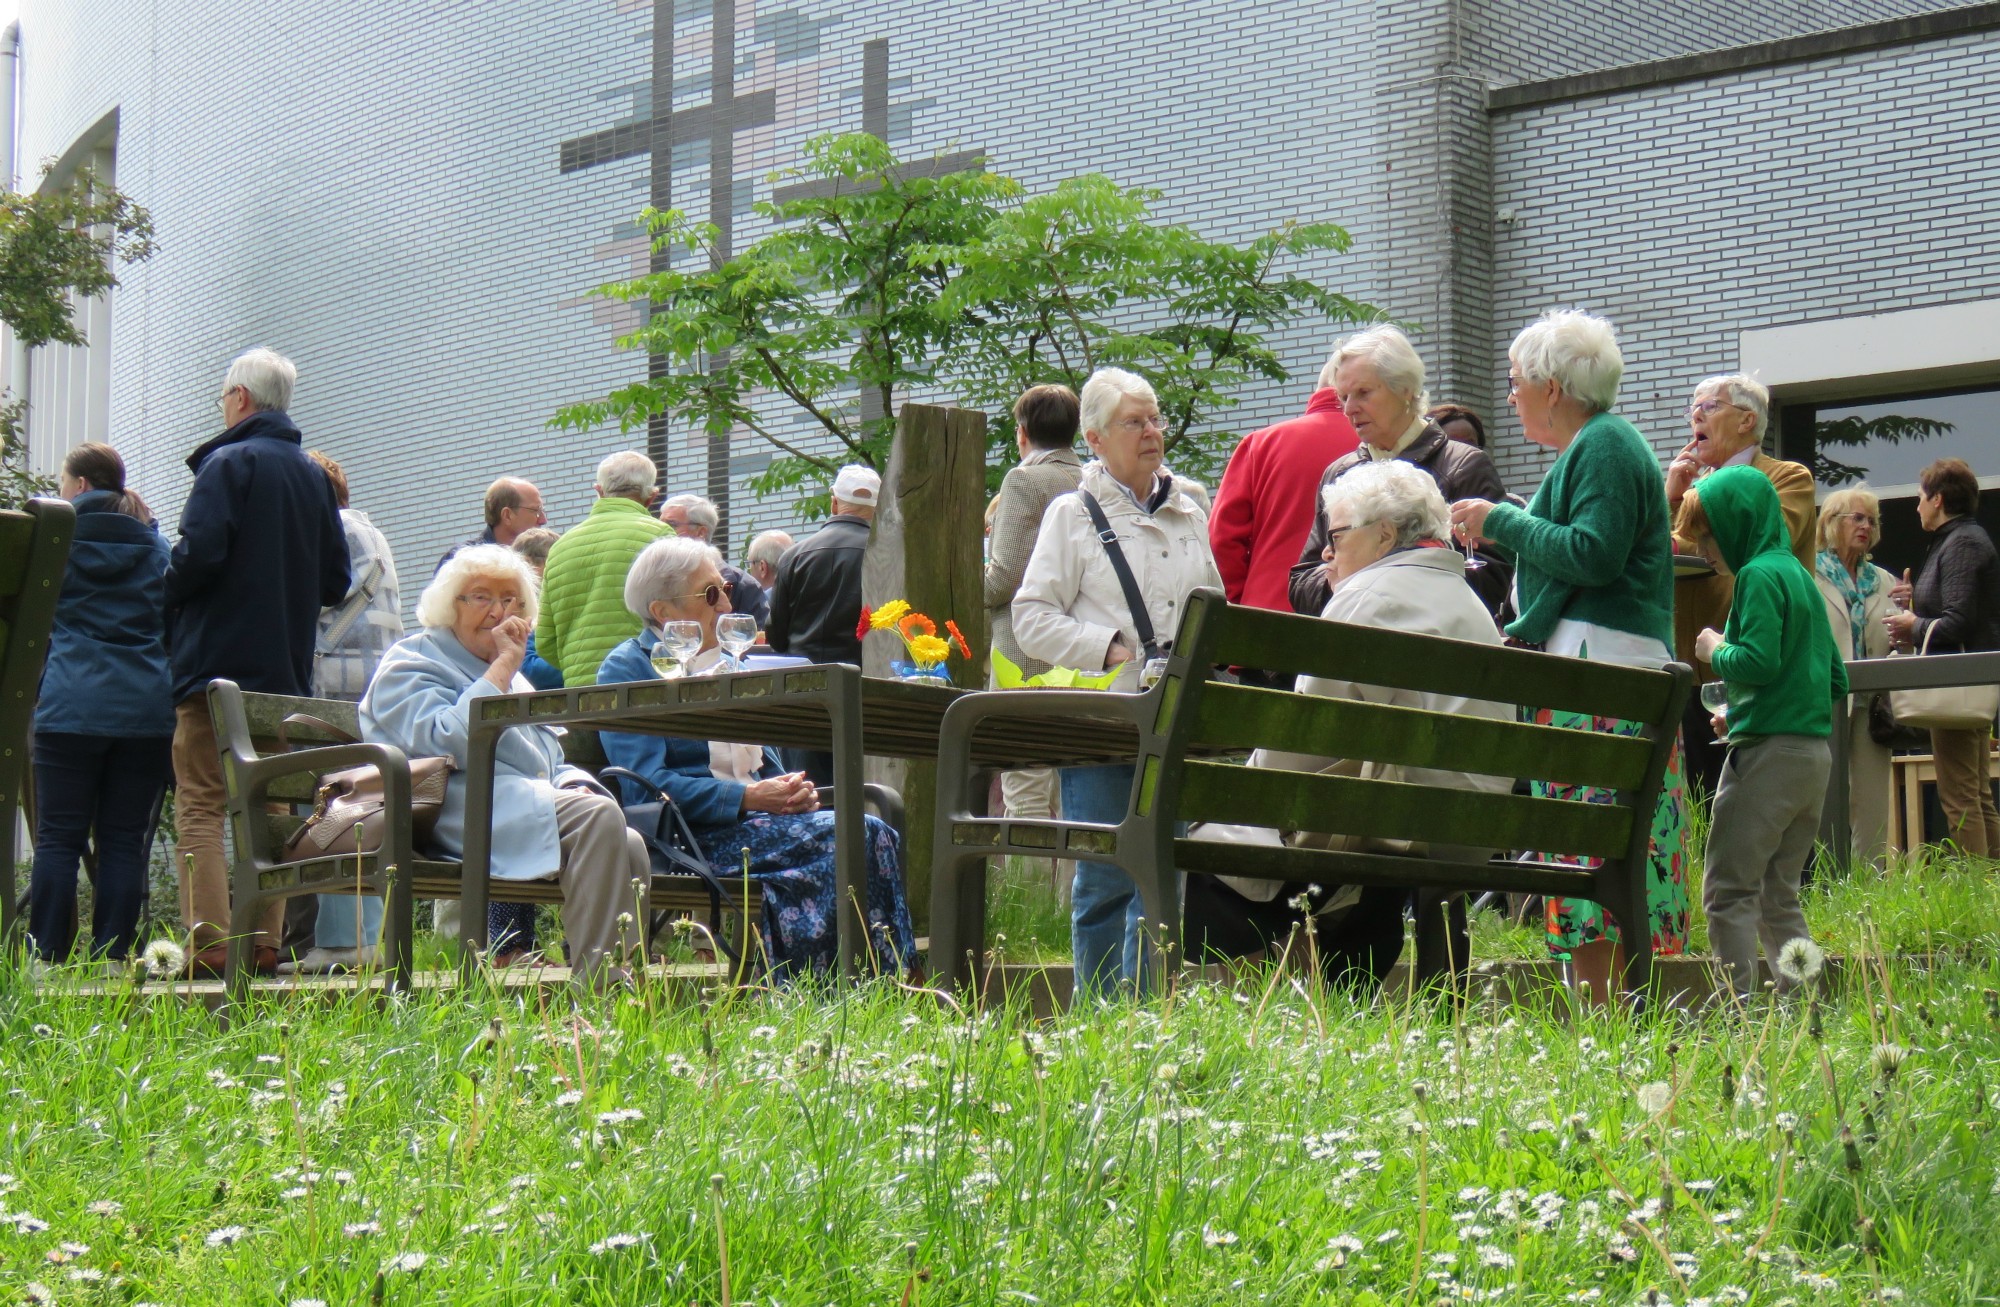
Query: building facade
7 0 1996 584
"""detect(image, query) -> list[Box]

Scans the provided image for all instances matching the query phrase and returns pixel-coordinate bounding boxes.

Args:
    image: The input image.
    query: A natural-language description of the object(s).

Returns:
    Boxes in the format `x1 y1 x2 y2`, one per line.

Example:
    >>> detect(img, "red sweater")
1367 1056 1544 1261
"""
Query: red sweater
1208 391 1359 610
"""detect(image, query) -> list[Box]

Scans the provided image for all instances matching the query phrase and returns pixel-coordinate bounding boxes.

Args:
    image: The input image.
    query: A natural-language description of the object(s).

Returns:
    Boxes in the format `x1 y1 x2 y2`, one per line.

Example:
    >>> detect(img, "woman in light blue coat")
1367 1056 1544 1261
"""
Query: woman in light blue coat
359 545 648 987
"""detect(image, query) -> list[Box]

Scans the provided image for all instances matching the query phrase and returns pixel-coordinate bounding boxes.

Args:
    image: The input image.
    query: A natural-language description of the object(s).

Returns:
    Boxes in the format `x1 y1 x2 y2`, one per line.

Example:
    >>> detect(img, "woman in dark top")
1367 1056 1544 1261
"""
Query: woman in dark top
1885 457 2000 857
29 443 174 964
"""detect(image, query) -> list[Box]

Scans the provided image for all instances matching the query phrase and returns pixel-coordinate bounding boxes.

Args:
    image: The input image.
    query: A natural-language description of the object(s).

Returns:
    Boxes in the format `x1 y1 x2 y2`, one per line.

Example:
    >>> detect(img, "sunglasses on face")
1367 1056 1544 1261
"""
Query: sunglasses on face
670 583 726 608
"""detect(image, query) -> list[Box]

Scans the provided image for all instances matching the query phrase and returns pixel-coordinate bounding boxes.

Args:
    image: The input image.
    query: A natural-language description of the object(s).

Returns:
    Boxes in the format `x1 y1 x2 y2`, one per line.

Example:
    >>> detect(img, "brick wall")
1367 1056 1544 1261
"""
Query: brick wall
1486 26 2000 490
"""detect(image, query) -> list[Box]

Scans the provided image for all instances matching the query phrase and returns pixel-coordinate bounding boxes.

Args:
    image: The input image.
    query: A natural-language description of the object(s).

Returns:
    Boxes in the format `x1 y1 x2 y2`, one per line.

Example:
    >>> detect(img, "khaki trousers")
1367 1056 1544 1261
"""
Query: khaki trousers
1929 726 2000 858
173 697 283 949
548 787 651 987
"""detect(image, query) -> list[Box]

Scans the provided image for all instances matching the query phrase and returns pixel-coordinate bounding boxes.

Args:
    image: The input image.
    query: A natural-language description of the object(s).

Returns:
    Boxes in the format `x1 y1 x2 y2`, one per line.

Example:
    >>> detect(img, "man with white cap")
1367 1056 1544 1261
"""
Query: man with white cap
766 464 880 782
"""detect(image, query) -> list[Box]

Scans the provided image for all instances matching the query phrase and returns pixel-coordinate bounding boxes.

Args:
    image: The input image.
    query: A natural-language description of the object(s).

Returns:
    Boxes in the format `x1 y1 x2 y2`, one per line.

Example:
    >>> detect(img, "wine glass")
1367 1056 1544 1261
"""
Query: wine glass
649 631 681 679
717 613 758 673
663 620 704 676
1700 681 1729 742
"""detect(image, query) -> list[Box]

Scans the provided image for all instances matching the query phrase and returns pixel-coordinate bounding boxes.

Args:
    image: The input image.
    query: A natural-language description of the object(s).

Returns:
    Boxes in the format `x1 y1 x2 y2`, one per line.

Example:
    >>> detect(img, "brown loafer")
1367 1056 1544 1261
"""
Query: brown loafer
186 945 281 978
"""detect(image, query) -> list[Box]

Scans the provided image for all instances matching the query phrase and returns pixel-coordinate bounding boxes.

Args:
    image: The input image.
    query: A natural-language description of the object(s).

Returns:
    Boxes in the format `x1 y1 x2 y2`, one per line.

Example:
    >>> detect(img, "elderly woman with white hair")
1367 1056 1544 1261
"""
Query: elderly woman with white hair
1448 309 1688 1007
1185 459 1513 989
1289 324 1510 619
359 545 650 988
1013 366 1223 1000
596 536 915 977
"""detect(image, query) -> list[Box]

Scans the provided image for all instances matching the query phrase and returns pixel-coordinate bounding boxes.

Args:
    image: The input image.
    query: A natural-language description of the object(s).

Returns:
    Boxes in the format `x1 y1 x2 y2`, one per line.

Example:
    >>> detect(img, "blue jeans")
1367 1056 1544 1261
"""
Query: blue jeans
1062 764 1148 1001
314 893 383 950
29 732 172 962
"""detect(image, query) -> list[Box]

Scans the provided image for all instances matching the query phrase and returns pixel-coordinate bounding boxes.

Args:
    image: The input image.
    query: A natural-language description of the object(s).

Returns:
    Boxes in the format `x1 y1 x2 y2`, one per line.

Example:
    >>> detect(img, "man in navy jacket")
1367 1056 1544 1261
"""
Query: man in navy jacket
166 348 350 975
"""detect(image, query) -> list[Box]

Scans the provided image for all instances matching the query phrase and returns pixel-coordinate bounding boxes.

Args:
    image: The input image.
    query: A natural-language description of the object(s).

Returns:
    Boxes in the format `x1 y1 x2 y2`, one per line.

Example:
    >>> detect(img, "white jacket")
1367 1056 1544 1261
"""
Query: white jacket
1012 460 1222 691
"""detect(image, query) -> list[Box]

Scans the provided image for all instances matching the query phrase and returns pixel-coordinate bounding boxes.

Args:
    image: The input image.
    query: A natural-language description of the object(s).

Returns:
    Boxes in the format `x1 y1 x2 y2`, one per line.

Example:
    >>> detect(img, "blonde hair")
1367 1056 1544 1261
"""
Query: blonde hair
1816 484 1880 552
418 544 540 629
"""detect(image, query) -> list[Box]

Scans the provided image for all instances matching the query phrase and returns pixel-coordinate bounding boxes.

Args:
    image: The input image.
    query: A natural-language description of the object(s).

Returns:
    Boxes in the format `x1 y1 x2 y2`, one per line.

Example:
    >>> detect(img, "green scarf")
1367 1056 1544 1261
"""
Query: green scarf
1814 547 1879 653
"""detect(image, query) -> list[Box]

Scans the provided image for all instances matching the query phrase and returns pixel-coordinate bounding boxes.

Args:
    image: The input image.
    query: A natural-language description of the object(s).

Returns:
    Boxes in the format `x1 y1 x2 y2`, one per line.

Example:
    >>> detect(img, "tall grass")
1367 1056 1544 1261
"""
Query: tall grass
2 948 1996 1304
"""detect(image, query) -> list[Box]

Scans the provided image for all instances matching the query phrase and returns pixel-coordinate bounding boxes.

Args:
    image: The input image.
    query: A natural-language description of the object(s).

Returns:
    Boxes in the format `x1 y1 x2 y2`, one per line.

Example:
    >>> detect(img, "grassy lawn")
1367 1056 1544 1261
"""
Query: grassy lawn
3 942 1998 1304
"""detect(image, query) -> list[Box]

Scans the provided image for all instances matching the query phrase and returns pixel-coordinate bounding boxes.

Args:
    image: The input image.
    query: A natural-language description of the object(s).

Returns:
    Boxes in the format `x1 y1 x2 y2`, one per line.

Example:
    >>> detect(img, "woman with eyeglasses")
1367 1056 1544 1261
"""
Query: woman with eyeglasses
359 545 651 988
1447 310 1687 1008
1811 487 1898 867
595 536 915 977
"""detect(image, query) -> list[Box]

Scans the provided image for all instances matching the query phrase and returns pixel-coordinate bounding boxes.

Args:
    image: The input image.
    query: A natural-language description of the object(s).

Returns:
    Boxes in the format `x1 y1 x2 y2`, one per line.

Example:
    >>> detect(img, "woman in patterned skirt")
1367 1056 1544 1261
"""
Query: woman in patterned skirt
1448 310 1689 1006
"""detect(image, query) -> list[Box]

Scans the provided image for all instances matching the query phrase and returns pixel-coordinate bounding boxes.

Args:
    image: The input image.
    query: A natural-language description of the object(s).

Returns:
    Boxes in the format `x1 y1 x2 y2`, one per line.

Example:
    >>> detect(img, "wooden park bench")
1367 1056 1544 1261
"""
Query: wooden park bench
206 679 789 1000
930 587 1691 999
1 498 75 943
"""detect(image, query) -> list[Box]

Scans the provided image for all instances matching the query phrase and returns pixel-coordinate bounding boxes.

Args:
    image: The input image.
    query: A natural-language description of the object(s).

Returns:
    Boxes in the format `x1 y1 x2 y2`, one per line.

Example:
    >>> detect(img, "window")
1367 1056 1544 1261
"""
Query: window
1779 383 2000 580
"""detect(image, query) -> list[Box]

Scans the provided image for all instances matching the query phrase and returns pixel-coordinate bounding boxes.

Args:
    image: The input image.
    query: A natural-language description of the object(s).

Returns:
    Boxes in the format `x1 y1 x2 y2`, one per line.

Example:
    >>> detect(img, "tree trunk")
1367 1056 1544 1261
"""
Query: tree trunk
862 402 989 932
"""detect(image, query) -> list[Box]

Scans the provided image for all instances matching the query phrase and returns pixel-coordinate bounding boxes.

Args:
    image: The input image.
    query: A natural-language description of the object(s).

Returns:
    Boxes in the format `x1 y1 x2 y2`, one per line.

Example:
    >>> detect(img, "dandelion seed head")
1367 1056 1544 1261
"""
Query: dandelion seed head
1635 1082 1672 1115
1775 937 1824 983
141 939 186 977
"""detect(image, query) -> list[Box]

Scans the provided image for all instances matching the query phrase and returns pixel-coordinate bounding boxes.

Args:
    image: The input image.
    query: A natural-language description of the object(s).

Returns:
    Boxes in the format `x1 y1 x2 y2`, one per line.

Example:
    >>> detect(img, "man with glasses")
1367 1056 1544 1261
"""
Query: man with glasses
1666 373 1816 792
766 464 881 784
165 348 351 976
434 477 548 576
536 451 674 687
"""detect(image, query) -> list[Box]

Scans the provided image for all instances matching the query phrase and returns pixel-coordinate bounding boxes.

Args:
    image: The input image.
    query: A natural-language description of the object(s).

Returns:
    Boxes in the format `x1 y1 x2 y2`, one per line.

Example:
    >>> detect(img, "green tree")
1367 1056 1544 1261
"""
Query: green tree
0 166 155 509
1808 412 1956 487
560 136 1376 504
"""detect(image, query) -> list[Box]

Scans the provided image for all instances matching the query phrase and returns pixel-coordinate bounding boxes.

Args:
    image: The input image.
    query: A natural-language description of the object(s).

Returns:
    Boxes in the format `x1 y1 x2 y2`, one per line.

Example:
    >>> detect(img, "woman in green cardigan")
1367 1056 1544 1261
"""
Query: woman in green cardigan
1449 310 1689 1007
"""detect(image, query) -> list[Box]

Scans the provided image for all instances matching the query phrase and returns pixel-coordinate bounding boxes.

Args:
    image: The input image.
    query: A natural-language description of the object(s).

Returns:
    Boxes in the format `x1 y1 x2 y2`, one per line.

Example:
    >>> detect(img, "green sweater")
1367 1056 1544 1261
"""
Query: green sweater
536 496 675 686
1700 466 1848 740
1483 411 1674 651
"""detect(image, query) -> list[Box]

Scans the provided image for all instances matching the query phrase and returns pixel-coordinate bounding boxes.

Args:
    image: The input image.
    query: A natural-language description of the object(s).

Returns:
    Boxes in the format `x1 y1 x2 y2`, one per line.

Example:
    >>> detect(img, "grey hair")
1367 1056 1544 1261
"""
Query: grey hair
1315 348 1341 391
595 450 658 500
662 492 719 533
1320 458 1452 550
418 544 539 630
223 348 297 412
1509 309 1623 413
1331 325 1430 412
746 529 793 571
624 535 722 627
1694 372 1771 439
1078 367 1158 442
511 526 560 567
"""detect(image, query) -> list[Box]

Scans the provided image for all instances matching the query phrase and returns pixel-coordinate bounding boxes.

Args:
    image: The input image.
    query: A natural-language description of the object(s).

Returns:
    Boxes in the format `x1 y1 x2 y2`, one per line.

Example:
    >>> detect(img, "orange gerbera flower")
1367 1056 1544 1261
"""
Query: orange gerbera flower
897 612 937 641
945 619 972 660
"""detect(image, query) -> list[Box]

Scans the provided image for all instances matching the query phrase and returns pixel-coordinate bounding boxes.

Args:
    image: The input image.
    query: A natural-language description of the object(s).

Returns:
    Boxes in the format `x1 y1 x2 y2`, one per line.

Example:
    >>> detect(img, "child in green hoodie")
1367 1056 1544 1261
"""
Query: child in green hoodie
1684 466 1849 1002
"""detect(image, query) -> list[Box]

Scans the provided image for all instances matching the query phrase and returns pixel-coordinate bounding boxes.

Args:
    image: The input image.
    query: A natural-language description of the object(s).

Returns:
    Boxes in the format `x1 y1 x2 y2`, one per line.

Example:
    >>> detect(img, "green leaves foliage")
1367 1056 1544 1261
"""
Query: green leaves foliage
0 166 154 349
558 135 1378 503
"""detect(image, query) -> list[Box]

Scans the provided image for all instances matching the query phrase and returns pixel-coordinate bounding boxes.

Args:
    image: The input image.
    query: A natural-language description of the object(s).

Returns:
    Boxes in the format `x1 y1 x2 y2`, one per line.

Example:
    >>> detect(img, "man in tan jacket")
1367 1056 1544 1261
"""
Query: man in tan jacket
982 384 1085 893
1667 373 1816 790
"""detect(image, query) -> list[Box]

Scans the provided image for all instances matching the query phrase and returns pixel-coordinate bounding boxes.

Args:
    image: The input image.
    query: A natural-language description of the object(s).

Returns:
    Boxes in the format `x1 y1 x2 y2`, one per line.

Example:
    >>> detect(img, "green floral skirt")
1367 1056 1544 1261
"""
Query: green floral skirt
1528 707 1691 956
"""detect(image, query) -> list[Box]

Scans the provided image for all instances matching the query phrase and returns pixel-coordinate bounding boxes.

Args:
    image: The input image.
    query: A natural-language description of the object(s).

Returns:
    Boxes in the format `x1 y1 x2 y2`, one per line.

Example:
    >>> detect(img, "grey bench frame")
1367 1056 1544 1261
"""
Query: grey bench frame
930 587 1691 999
1 498 75 944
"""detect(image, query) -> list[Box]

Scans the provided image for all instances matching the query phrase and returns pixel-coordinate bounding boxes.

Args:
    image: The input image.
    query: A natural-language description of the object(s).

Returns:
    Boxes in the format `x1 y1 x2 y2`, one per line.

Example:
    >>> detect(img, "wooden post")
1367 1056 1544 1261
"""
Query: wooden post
862 402 989 930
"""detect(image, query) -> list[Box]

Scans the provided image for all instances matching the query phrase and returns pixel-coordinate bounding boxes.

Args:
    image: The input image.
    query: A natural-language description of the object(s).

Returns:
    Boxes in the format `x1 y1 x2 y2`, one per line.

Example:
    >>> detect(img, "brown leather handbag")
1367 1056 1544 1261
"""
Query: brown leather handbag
276 713 454 861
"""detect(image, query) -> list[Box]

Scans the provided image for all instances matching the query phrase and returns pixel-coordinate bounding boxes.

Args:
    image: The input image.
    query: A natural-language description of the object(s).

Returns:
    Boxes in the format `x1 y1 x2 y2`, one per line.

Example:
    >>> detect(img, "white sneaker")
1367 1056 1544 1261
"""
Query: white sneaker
276 945 382 975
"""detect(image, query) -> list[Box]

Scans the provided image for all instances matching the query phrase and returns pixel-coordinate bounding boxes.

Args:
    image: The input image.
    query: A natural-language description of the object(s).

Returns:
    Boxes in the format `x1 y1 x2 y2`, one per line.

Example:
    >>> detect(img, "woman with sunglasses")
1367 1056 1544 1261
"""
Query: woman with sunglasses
596 536 915 978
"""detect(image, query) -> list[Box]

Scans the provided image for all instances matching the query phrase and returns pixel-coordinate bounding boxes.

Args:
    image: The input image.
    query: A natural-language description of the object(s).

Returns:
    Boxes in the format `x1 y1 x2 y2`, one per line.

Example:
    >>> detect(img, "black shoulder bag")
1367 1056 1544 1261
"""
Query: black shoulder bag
1076 490 1162 662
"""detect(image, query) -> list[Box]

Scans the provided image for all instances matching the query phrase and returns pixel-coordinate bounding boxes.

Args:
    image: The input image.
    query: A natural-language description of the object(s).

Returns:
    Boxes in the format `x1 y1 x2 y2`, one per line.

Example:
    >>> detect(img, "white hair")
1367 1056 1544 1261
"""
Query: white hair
596 450 658 500
223 348 297 412
1316 348 1341 391
662 492 718 534
1078 367 1158 440
1509 310 1623 413
746 529 793 571
1693 372 1770 439
1331 325 1429 412
1321 459 1452 550
625 535 721 626
418 544 539 630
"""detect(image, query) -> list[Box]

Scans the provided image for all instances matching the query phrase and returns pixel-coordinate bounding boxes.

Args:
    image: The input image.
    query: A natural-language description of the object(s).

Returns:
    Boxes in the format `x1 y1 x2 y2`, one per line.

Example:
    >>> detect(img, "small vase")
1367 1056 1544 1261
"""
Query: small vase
891 659 952 688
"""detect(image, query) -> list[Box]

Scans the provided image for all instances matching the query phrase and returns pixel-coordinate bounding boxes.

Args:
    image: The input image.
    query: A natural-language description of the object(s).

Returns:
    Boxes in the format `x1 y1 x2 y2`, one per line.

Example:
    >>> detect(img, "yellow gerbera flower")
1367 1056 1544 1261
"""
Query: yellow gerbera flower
908 634 951 665
869 599 911 630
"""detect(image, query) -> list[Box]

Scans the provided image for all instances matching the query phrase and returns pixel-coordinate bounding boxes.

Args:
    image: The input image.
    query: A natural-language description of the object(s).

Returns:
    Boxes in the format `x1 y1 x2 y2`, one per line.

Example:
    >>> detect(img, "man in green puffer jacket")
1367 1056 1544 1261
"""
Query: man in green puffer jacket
1684 465 1848 1003
536 451 676 686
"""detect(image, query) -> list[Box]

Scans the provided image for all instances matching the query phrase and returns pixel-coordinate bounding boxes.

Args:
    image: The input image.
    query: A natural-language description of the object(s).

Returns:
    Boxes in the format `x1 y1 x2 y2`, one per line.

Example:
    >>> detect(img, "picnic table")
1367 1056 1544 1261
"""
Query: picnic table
457 662 1139 977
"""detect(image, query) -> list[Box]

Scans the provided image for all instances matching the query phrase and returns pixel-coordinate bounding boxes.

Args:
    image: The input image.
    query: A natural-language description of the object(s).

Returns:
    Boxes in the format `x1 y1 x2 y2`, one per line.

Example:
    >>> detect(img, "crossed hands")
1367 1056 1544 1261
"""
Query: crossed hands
743 771 820 817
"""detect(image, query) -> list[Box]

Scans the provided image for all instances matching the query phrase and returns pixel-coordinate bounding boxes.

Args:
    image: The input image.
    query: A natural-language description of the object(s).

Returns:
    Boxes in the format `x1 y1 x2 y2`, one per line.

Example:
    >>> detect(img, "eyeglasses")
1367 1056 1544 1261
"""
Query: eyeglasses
1506 376 1523 396
1115 414 1168 434
1688 399 1739 420
670 583 726 608
214 385 241 414
1840 512 1879 526
457 592 524 611
1325 526 1355 548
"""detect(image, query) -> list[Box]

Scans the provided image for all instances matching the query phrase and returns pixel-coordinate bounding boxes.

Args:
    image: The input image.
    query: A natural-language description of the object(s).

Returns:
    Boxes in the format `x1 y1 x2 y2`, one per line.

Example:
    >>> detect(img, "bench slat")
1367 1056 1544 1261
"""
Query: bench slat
1187 683 1653 790
1177 759 1633 862
1201 606 1677 724
1173 838 1603 900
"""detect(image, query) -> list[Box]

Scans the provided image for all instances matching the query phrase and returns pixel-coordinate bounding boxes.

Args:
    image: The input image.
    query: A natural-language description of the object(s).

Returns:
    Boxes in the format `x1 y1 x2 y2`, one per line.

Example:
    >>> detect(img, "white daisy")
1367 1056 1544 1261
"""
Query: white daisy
205 1225 249 1247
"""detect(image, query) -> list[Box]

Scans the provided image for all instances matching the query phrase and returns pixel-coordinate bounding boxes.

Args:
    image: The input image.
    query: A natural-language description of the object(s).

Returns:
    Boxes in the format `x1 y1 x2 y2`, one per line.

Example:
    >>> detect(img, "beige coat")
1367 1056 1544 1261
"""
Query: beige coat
984 446 1084 675
1816 556 1897 867
1012 460 1221 691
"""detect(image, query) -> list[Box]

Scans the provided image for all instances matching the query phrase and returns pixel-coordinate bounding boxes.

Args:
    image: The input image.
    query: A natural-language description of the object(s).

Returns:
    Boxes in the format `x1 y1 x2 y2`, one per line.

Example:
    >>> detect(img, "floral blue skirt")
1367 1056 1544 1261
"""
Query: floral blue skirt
698 811 915 978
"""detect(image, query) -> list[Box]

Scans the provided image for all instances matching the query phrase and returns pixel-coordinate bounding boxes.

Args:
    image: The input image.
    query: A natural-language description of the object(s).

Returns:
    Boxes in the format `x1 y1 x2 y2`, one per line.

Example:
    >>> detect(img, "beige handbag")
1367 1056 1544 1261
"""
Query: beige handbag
1888 625 2000 731
275 713 454 861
